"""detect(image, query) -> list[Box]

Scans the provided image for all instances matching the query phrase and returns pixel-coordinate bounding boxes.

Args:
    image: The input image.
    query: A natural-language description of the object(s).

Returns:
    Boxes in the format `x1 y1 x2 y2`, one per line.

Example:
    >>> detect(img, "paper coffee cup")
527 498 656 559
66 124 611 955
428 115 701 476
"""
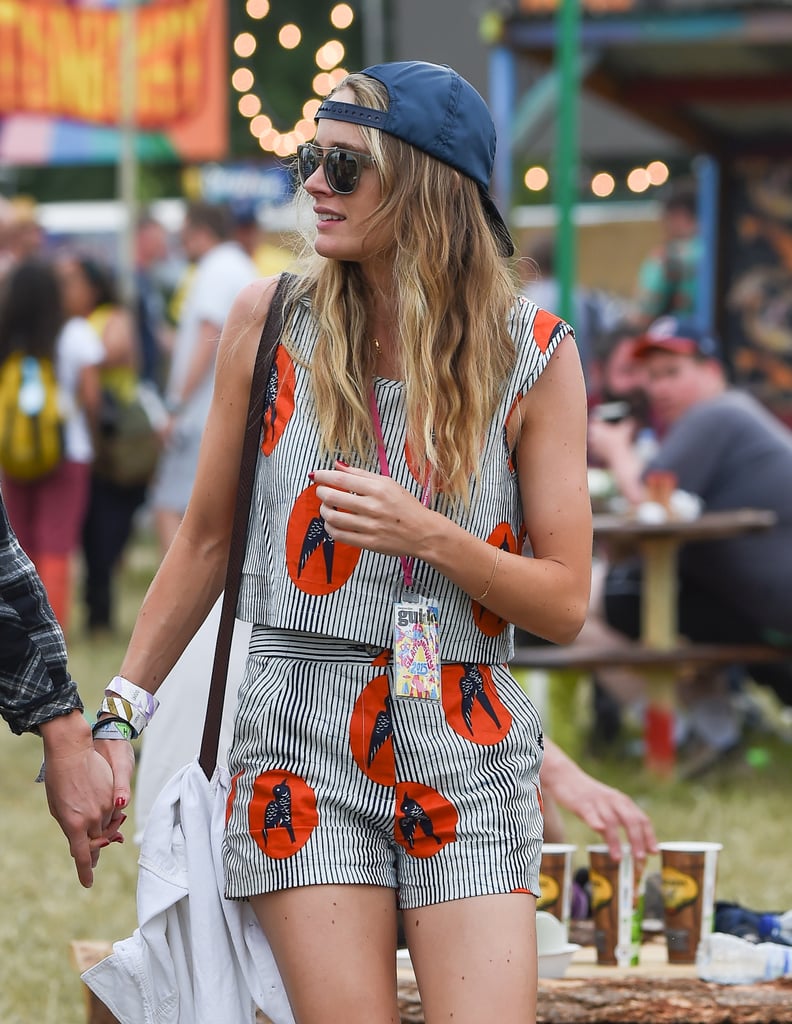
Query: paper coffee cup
659 841 722 964
538 843 576 932
588 844 642 967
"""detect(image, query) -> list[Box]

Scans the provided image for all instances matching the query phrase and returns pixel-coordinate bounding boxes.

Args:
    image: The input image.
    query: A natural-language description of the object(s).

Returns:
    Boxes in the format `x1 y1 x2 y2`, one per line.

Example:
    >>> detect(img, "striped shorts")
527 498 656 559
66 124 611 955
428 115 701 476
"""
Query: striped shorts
223 628 545 910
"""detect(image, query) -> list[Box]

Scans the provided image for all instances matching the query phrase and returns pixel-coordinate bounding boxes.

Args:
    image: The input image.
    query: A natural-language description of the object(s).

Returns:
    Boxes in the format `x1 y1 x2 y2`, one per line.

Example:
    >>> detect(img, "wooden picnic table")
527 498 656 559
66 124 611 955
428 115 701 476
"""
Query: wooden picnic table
592 508 779 775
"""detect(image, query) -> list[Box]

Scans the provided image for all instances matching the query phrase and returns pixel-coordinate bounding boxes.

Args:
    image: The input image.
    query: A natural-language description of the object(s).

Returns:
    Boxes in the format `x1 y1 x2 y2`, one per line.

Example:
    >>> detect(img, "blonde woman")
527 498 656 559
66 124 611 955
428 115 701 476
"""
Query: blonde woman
100 62 592 1023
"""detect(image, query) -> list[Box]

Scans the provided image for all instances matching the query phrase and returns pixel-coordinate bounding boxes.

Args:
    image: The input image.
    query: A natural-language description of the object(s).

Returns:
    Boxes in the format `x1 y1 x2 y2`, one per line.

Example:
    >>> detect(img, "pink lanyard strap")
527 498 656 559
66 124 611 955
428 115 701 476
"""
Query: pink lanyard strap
368 388 431 589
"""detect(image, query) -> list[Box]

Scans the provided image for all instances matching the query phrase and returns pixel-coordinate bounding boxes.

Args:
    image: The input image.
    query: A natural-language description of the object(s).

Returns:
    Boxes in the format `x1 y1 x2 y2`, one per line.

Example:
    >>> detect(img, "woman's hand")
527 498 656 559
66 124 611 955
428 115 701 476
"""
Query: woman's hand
312 461 434 557
40 711 132 887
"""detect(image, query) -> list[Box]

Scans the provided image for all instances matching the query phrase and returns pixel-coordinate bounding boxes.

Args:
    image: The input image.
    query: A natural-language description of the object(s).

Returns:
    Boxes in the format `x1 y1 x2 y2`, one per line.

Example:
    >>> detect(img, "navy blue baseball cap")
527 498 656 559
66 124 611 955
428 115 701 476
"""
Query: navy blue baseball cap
315 60 515 257
633 315 722 360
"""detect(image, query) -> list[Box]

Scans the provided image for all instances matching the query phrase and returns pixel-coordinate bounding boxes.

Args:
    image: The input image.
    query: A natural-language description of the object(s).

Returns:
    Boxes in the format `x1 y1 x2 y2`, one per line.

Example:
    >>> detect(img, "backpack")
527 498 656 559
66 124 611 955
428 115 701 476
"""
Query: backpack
0 351 64 481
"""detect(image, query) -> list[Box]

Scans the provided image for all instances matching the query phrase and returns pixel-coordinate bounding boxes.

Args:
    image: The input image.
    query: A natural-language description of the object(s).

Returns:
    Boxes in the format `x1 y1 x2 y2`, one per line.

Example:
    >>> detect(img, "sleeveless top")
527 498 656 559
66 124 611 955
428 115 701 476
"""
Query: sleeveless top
237 294 572 664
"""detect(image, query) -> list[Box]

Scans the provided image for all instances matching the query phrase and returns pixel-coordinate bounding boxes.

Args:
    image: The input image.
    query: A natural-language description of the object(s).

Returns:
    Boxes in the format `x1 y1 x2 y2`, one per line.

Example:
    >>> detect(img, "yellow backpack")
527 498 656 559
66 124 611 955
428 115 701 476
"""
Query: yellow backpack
0 351 64 481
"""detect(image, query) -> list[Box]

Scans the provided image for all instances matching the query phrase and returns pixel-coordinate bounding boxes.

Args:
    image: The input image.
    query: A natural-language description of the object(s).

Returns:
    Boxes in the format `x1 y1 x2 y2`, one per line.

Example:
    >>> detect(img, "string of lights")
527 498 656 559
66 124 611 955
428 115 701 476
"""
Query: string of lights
524 158 671 198
231 1 355 157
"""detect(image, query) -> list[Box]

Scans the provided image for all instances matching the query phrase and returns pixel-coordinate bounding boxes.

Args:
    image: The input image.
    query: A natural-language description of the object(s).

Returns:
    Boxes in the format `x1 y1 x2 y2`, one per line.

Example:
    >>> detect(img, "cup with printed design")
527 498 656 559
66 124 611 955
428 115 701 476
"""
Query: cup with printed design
659 841 722 964
538 843 577 934
587 844 644 967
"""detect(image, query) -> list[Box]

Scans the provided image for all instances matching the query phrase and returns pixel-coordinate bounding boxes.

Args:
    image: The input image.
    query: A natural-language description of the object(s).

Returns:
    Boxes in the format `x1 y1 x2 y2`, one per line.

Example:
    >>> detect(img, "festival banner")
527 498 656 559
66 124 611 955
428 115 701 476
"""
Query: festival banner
0 0 227 165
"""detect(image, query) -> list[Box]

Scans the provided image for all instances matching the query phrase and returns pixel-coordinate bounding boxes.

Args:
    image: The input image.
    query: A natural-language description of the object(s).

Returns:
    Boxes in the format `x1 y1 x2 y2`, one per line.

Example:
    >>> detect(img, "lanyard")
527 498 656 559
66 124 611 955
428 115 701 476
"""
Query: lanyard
368 388 431 589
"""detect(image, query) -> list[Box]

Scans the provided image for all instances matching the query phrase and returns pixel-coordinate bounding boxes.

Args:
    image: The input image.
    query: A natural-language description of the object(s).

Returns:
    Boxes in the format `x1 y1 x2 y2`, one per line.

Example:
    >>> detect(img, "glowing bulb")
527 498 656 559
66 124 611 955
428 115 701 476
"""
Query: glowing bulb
246 0 269 17
234 32 256 58
250 114 272 137
279 24 301 49
313 72 334 96
524 166 549 191
329 67 348 86
316 40 345 70
591 172 615 198
303 98 321 119
647 160 670 186
238 93 262 118
231 68 254 92
331 4 354 29
627 167 651 193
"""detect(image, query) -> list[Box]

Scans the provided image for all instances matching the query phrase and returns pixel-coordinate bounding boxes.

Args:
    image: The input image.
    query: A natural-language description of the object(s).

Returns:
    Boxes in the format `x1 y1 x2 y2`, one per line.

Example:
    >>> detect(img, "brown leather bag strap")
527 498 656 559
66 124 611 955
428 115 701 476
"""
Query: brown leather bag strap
199 273 292 778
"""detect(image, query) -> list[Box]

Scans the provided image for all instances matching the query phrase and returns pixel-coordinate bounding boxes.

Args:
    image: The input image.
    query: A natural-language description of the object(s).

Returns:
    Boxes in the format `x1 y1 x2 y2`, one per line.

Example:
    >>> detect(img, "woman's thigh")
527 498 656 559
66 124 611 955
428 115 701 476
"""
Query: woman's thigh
250 884 400 1024
405 893 537 1024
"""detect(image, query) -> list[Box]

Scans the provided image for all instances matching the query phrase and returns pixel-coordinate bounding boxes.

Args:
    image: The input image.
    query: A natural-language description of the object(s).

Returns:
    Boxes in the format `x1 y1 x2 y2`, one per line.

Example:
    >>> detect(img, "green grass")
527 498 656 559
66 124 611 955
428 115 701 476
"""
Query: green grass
1 528 792 1022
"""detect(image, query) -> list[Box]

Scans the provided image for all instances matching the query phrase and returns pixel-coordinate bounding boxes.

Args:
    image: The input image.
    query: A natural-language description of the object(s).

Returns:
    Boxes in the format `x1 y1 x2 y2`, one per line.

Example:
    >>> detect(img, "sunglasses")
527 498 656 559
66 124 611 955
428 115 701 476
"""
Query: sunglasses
296 143 375 195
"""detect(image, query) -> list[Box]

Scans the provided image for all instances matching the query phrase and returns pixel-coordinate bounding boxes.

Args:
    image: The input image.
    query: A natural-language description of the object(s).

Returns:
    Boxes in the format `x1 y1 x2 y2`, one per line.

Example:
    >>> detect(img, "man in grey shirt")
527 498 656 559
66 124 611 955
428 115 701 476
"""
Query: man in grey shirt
589 315 792 712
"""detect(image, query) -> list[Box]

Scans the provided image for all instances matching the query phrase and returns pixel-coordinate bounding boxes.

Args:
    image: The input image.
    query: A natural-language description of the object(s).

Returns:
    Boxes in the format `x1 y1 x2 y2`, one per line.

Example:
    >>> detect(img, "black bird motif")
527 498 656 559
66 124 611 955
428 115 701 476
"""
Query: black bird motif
262 779 295 845
459 663 501 734
367 695 393 767
398 792 442 849
298 516 334 583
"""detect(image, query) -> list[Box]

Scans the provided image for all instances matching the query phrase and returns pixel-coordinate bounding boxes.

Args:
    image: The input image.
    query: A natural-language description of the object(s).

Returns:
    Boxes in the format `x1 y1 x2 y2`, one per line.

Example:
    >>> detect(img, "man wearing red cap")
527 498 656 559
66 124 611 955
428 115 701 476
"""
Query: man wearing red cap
589 315 792 758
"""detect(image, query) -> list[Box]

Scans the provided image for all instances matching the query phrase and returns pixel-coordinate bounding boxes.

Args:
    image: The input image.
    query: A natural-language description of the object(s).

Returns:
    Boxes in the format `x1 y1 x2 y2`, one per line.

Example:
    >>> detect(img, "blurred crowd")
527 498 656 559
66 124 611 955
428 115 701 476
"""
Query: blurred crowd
0 195 292 639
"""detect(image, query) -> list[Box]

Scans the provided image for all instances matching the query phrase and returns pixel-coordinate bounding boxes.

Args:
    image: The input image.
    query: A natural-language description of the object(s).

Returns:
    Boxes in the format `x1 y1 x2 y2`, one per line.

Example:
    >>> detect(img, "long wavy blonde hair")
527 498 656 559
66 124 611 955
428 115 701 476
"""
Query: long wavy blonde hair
285 73 518 503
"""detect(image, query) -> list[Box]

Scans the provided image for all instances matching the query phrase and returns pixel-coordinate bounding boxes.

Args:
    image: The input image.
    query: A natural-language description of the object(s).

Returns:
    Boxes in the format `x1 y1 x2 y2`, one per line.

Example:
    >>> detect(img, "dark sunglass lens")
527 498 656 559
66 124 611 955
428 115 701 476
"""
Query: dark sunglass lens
298 145 319 185
326 149 359 194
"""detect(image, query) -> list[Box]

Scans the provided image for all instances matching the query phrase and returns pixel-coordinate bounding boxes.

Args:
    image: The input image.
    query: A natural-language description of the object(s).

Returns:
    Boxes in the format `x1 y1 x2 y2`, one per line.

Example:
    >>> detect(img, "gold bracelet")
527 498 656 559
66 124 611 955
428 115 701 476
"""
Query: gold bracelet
475 547 501 602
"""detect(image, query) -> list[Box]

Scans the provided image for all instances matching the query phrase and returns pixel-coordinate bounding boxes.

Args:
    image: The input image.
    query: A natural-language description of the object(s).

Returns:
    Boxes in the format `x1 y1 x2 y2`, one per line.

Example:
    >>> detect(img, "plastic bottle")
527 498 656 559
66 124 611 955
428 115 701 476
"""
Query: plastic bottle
759 910 792 946
697 932 792 984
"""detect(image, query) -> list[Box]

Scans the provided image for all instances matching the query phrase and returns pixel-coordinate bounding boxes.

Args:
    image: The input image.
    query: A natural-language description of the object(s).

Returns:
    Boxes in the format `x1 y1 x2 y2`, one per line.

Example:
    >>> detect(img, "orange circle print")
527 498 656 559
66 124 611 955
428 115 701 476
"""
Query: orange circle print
249 769 318 860
442 663 512 745
261 346 296 456
394 782 457 859
286 485 361 594
350 674 396 786
471 523 516 638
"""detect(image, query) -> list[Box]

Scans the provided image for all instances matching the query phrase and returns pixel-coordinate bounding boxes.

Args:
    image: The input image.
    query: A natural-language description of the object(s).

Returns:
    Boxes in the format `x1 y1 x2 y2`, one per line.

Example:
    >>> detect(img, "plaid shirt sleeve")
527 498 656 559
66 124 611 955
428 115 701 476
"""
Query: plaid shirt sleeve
0 493 83 735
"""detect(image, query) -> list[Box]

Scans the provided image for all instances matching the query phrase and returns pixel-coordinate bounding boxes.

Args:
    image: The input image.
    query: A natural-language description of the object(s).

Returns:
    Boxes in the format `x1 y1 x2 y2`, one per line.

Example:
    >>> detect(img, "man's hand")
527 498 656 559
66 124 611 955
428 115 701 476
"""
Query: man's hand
541 737 658 867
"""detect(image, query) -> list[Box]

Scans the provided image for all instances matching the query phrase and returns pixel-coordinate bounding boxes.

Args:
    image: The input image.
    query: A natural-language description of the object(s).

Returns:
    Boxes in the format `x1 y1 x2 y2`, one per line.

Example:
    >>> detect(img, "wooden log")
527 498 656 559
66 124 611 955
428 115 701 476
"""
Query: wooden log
396 941 792 1024
536 975 792 1023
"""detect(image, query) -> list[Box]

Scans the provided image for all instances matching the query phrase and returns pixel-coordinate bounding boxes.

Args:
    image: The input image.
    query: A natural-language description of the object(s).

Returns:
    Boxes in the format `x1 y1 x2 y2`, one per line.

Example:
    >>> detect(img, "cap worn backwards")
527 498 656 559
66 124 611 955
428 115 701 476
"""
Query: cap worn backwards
633 315 722 361
315 60 514 257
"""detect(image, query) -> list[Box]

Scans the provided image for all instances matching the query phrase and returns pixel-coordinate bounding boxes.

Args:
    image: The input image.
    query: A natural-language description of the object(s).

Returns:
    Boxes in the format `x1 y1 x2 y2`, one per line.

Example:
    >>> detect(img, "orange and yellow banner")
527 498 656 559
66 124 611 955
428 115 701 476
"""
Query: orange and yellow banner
0 0 227 162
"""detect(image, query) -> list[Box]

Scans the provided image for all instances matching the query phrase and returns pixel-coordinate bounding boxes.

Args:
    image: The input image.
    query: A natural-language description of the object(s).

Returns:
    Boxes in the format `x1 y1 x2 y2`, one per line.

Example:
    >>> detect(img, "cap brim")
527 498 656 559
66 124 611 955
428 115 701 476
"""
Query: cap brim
479 187 514 257
633 336 699 359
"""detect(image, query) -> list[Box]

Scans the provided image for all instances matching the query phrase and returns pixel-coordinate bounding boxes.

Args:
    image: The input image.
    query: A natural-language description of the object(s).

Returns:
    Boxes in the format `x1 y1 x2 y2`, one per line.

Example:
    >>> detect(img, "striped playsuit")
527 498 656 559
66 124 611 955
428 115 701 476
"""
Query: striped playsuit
223 295 572 909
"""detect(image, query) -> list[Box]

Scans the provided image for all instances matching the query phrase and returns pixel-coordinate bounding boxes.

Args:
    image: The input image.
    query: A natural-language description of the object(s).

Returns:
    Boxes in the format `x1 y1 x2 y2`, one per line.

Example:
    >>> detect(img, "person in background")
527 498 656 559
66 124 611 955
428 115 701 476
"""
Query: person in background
520 232 616 390
589 315 792 767
135 211 171 391
150 201 258 555
96 60 592 1023
0 259 103 633
635 179 701 327
57 254 151 637
0 488 128 886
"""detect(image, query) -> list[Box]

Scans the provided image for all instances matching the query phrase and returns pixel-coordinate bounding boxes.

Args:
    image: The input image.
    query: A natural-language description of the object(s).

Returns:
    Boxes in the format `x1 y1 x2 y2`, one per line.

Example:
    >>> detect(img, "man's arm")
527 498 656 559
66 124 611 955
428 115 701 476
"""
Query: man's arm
541 737 658 866
0 496 128 885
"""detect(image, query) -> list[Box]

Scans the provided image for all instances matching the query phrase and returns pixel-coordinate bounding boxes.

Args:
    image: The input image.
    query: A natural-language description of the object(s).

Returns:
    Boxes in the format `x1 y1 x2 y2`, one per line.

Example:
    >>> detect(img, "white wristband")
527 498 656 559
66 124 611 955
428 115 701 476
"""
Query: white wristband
105 675 159 723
